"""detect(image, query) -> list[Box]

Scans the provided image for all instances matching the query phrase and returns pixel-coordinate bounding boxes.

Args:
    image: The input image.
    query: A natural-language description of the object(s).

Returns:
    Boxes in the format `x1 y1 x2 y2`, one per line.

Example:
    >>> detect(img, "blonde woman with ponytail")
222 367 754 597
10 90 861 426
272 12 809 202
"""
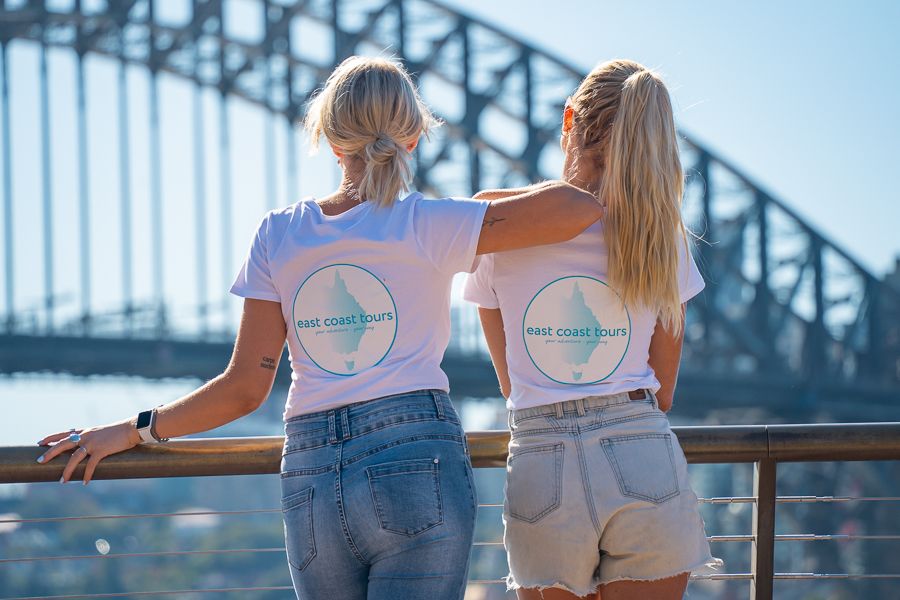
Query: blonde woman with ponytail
36 56 603 600
465 60 721 599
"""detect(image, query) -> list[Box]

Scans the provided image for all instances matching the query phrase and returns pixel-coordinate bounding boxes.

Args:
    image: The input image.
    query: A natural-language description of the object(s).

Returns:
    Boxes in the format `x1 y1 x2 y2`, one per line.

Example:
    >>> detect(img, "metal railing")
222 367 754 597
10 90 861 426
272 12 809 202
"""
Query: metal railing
2 423 900 600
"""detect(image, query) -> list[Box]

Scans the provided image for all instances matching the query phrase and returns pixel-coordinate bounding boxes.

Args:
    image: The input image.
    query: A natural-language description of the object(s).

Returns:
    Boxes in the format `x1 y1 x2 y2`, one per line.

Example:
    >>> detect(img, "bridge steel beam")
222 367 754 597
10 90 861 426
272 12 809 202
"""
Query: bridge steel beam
0 0 897 410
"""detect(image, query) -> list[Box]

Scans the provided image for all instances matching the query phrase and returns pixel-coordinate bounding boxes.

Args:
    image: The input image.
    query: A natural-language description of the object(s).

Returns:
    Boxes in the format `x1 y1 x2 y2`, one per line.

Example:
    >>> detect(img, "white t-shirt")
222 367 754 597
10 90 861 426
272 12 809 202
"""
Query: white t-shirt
230 192 489 419
463 220 704 410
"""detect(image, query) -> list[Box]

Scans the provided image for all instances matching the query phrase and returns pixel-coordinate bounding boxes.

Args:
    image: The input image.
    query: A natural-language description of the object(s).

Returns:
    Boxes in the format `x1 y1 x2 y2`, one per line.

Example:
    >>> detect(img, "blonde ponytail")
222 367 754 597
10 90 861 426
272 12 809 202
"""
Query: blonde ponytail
571 60 687 334
304 56 438 207
359 135 413 210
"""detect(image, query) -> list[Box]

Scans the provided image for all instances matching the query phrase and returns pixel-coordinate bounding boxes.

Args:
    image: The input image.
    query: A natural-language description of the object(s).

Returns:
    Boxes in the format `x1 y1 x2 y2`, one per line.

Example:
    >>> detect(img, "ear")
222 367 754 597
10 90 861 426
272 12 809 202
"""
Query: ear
329 143 345 160
562 106 575 134
406 136 420 153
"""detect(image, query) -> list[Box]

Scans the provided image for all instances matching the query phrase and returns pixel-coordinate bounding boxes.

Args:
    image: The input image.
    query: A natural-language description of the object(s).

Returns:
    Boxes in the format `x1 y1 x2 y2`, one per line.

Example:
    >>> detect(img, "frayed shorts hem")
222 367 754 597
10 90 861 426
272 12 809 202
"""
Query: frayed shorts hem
505 574 598 598
596 555 725 587
506 556 724 595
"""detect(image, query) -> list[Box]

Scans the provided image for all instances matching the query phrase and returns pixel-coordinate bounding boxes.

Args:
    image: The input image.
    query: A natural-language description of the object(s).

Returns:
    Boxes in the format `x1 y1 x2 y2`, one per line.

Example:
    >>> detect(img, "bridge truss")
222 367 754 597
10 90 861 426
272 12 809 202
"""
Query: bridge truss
0 0 897 418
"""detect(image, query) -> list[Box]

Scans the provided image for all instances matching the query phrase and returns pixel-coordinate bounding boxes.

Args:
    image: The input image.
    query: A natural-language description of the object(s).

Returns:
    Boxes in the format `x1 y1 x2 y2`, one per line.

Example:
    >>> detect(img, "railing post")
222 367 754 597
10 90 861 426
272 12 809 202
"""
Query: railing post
750 458 776 600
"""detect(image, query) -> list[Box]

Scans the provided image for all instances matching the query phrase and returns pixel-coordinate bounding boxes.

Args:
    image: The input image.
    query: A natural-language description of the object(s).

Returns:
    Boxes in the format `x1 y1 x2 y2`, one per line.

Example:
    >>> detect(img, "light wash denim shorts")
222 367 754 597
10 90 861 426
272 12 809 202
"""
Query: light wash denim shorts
280 389 477 600
503 390 722 595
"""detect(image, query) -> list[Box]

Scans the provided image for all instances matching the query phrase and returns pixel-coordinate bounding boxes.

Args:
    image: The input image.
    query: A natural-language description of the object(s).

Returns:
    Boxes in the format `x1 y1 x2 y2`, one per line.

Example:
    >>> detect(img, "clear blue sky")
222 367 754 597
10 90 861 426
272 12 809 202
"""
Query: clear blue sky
448 0 900 276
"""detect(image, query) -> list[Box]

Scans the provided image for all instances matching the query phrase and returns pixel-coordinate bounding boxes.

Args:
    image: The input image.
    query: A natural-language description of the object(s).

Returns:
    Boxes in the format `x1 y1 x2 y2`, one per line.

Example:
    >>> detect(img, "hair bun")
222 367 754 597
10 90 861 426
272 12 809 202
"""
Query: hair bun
366 135 401 164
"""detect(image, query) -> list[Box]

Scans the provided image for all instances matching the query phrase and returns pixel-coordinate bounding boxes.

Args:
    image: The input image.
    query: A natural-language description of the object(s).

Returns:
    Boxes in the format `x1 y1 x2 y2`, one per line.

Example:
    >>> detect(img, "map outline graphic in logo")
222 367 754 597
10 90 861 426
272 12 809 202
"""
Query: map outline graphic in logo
291 263 398 377
521 275 631 385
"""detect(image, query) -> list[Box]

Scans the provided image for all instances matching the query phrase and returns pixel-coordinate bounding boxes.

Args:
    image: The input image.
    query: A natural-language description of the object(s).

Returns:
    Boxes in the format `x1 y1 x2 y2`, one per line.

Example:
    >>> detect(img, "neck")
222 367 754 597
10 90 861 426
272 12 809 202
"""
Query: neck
564 158 602 196
338 174 363 204
316 164 366 216
333 163 365 206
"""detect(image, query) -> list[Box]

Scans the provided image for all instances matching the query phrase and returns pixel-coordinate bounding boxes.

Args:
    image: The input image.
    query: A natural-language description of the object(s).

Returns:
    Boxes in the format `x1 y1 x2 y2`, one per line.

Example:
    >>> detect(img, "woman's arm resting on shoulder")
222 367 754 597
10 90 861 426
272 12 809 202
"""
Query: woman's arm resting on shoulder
38 298 287 484
647 305 686 412
478 308 511 399
476 181 602 255
473 180 554 202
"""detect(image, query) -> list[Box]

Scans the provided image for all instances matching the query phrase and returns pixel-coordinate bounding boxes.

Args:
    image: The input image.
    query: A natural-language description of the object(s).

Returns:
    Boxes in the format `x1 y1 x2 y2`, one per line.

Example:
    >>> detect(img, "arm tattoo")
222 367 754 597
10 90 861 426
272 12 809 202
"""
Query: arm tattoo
482 216 506 228
260 356 277 370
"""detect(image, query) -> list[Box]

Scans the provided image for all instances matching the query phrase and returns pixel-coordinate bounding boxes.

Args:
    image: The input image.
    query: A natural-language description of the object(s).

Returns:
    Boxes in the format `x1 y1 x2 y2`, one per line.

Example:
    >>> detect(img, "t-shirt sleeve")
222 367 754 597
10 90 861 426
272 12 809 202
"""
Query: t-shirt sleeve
413 197 490 274
463 254 500 309
678 236 705 303
230 212 282 302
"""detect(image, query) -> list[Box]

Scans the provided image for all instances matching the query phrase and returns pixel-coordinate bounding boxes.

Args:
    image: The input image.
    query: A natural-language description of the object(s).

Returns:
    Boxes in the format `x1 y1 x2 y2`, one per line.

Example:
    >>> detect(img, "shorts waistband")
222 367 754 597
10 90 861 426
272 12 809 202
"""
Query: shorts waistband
511 389 655 421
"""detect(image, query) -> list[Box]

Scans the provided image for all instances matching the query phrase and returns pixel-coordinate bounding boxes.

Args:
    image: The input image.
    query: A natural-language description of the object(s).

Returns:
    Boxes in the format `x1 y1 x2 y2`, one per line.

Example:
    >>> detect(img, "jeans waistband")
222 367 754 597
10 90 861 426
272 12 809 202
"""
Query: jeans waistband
284 389 454 444
510 389 655 422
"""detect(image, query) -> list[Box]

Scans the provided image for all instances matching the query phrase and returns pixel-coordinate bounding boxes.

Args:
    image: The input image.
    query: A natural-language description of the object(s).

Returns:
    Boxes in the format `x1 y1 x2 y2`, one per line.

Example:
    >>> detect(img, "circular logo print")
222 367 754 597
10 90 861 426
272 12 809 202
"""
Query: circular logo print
292 264 398 376
522 276 631 385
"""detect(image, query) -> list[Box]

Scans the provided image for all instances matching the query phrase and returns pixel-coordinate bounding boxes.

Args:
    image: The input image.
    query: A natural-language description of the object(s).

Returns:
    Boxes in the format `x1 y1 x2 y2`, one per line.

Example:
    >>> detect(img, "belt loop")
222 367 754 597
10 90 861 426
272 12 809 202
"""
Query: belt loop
340 409 351 441
432 390 446 420
575 398 586 417
554 402 564 419
327 411 337 444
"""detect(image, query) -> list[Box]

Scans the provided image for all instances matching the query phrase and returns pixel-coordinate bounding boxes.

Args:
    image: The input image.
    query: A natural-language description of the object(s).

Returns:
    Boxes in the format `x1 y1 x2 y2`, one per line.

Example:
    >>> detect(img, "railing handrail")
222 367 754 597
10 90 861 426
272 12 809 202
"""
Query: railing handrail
2 423 900 484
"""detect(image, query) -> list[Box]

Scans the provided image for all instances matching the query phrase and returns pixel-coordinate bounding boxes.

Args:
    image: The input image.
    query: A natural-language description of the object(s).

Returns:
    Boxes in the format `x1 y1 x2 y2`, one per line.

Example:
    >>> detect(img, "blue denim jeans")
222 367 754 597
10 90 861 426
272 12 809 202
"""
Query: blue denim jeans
280 389 478 600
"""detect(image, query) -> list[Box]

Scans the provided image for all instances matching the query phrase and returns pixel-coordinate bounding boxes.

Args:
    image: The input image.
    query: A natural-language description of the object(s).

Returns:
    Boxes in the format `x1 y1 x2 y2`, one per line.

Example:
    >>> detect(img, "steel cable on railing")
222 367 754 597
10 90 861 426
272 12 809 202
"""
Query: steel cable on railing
0 508 281 525
6 533 898 566
3 495 897 526
3 587 295 600
0 547 286 565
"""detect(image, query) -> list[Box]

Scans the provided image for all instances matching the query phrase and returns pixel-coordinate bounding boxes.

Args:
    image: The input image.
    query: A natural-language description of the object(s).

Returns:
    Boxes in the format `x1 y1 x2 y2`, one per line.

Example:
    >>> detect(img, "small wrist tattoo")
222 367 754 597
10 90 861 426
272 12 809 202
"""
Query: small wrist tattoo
482 216 506 228
260 357 277 370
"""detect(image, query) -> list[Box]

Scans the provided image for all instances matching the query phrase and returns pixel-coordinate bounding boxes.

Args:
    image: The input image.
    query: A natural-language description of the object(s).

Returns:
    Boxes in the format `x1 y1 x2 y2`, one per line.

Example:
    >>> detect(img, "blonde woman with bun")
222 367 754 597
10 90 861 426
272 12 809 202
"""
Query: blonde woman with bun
36 56 603 600
465 59 721 600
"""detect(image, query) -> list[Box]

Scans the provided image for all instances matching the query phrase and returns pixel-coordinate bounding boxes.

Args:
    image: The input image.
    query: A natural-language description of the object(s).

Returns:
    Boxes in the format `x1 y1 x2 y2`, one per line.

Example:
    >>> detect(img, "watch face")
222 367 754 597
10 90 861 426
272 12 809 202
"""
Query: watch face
136 411 152 429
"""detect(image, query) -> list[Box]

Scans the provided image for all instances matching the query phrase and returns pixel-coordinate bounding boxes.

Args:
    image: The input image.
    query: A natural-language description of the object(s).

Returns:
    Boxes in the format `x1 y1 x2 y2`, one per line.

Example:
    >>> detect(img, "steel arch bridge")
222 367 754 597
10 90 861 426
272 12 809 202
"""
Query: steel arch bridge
0 0 897 419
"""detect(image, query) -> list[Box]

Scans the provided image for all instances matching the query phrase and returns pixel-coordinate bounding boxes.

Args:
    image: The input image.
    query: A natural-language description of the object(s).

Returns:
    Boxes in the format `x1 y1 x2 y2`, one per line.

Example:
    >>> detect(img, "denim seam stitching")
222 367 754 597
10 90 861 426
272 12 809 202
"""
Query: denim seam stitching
349 415 457 437
593 410 664 430
281 465 334 478
574 430 603 537
283 441 330 455
340 433 463 468
510 427 567 438
334 448 368 565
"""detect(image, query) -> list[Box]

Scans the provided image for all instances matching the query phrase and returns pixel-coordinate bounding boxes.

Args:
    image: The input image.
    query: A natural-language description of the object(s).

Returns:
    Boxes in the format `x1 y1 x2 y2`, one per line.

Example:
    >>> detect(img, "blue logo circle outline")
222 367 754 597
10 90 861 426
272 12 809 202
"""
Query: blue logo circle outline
291 263 398 377
521 275 632 386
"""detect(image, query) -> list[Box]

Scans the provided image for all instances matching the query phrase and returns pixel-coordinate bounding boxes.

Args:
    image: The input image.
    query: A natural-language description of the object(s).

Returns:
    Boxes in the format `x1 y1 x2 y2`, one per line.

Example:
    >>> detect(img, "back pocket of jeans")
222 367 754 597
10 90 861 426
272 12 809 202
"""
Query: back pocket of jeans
281 487 316 571
367 458 443 536
506 443 564 523
601 433 679 504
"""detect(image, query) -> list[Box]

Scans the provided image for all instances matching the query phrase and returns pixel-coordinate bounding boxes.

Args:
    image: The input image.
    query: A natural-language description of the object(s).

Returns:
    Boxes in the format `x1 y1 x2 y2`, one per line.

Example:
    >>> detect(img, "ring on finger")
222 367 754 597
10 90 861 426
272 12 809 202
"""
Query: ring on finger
77 447 89 455
67 433 82 444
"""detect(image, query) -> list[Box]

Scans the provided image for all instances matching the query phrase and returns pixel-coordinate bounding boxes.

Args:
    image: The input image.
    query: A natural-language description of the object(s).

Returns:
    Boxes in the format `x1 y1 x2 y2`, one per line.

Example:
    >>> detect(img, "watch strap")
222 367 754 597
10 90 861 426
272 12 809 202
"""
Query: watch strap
136 410 156 444
149 409 169 443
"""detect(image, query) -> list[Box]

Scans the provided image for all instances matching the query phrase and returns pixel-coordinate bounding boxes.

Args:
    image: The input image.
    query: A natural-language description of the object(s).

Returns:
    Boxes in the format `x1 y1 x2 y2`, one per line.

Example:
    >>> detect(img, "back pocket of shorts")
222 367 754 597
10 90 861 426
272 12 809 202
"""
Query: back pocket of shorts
506 443 564 523
281 487 316 571
601 433 679 504
367 458 443 536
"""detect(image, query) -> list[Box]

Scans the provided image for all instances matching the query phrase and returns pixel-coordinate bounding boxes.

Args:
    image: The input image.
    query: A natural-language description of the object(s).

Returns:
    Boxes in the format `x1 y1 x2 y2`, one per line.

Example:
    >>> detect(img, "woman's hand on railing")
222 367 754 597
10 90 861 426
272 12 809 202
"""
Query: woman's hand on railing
36 420 141 485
